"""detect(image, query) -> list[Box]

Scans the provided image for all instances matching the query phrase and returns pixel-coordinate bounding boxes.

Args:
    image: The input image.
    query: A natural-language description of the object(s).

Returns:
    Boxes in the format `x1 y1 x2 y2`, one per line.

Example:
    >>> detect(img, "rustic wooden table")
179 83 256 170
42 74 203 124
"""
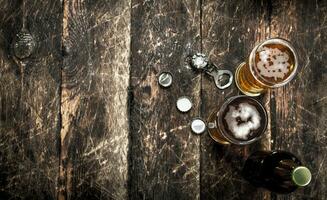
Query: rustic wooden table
0 0 326 199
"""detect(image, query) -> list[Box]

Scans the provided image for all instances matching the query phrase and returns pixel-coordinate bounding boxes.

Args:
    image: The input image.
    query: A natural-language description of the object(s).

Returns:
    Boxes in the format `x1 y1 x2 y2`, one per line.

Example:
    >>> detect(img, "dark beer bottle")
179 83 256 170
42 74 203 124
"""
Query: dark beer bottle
242 151 311 193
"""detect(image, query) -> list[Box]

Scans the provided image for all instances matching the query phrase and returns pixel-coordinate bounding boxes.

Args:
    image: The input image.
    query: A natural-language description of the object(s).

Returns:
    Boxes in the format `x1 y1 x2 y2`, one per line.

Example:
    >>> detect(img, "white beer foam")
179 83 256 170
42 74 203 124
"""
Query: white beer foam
224 102 261 140
257 47 290 80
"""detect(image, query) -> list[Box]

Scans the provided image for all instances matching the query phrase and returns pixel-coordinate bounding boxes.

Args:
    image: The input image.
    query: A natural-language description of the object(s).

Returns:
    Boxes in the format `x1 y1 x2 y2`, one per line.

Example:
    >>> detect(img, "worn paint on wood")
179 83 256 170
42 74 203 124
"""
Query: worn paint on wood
59 0 130 199
0 0 326 199
200 0 271 199
269 0 327 199
0 0 62 199
129 0 201 199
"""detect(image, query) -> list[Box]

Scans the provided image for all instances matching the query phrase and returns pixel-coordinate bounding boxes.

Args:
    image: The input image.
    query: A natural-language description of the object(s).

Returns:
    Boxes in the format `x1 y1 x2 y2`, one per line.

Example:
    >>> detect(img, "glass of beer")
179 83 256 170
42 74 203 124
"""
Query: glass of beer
207 95 268 145
235 38 298 96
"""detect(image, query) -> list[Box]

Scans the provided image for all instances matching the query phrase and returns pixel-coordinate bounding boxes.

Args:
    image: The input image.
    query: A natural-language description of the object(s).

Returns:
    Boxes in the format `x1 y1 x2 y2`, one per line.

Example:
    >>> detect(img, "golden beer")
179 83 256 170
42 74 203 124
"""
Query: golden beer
235 38 298 96
208 95 268 145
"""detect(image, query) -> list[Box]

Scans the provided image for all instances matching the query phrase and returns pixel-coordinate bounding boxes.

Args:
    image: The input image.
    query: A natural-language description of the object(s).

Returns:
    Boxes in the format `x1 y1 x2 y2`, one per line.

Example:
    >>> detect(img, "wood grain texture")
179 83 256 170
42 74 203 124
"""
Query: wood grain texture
200 0 271 199
0 0 326 200
200 0 327 200
60 0 130 199
0 0 62 199
268 0 327 199
129 0 201 199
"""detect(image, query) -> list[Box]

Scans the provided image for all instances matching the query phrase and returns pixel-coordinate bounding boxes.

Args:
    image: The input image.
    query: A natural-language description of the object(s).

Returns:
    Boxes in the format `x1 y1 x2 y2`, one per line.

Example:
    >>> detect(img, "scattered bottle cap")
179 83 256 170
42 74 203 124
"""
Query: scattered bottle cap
191 53 209 70
191 118 206 134
176 96 192 113
158 72 173 88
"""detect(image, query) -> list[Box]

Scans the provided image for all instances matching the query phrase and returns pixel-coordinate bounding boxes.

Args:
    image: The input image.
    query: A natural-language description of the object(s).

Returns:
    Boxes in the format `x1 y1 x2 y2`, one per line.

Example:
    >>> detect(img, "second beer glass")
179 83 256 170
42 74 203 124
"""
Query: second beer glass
208 95 268 145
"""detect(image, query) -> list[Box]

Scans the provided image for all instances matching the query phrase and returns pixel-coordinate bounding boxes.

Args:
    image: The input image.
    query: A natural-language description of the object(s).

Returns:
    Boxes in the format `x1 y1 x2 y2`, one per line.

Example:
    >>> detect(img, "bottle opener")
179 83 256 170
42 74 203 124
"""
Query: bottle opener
191 53 233 90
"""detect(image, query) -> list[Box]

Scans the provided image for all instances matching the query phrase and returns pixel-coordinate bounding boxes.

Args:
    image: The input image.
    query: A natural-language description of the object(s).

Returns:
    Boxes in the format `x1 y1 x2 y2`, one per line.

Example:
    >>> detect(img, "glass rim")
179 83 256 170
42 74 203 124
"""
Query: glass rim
217 95 268 145
249 38 299 88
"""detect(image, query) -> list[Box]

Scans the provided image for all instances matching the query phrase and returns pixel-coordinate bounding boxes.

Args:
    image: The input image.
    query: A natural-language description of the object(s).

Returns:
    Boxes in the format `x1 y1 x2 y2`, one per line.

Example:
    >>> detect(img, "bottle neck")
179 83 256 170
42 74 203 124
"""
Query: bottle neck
274 159 311 187
274 159 297 179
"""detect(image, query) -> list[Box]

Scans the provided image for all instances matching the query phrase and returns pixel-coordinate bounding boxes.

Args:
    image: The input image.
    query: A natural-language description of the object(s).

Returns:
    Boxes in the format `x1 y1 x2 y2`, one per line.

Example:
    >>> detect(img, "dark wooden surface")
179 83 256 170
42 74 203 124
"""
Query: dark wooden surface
0 0 326 200
0 0 62 199
129 0 201 199
200 1 271 199
60 1 130 199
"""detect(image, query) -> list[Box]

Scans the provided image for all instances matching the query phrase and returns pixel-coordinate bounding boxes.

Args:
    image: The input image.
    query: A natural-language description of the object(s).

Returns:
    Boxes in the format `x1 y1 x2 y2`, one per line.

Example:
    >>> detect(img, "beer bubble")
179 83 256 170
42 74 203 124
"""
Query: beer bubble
224 103 261 140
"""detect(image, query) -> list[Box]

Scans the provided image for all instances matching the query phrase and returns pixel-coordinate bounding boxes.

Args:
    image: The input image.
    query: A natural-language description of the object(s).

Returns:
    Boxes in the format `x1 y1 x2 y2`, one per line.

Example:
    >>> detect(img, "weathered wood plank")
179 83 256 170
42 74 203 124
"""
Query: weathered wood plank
60 0 130 199
0 0 325 199
129 0 201 199
269 0 327 199
0 0 62 199
200 0 271 199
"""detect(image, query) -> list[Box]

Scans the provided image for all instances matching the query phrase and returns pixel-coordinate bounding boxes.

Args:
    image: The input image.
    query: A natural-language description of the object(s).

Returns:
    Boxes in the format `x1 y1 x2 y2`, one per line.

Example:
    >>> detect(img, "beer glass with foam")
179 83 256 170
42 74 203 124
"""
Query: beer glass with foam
207 95 268 145
235 38 298 96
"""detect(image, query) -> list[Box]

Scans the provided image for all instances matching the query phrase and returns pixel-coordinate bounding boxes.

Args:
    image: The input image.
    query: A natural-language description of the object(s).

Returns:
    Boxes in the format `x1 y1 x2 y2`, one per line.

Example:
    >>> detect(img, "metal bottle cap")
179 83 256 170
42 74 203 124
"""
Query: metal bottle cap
176 96 192 113
158 72 173 88
191 53 208 69
191 118 206 134
292 166 312 187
